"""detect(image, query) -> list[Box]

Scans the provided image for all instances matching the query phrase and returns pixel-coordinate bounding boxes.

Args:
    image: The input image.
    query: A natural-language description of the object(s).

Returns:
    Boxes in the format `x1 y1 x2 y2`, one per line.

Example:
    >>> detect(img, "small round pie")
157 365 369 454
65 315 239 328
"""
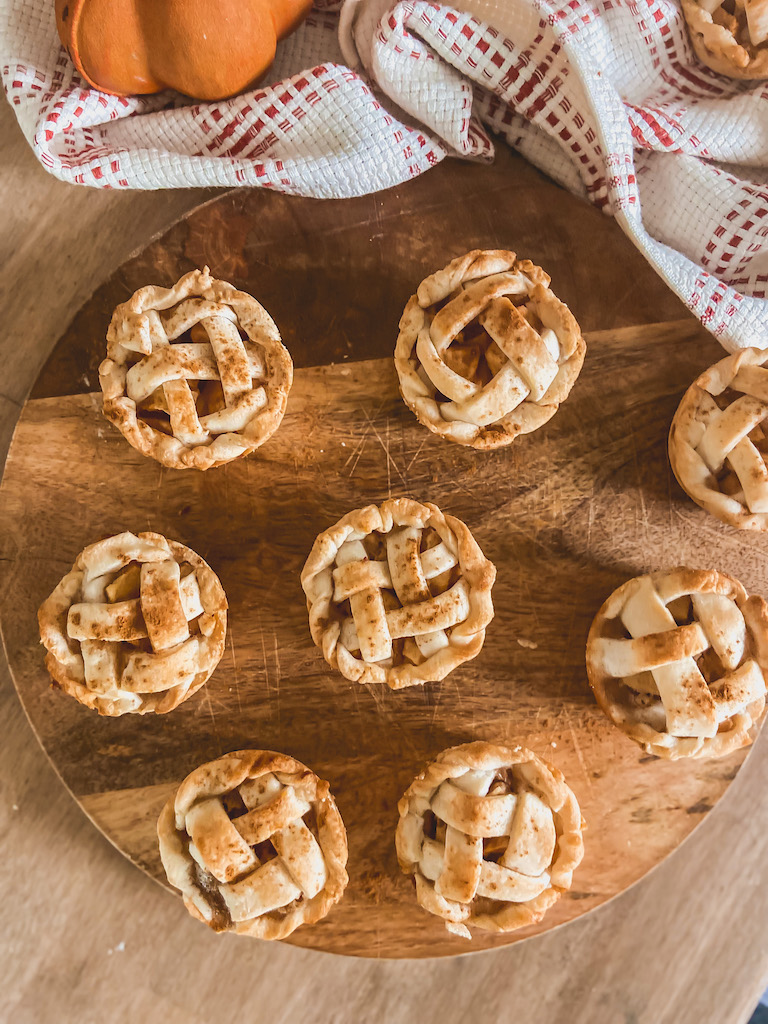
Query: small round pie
300 497 496 689
395 741 584 939
157 749 348 939
681 0 768 79
38 531 227 716
670 347 768 530
394 249 586 449
586 567 768 759
100 267 293 470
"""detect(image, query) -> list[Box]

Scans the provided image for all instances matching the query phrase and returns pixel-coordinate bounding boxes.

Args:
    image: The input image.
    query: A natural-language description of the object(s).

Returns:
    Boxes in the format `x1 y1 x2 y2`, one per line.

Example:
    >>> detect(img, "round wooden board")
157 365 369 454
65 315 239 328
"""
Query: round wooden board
0 145 760 959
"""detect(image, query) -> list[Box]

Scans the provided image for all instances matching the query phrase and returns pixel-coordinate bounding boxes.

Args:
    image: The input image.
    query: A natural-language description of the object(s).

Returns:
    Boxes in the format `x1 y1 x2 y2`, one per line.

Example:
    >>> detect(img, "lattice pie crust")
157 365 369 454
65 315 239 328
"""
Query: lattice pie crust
38 531 227 716
301 498 496 689
670 347 768 530
586 567 768 759
682 0 768 78
394 249 585 449
396 741 584 938
100 268 293 470
158 749 348 939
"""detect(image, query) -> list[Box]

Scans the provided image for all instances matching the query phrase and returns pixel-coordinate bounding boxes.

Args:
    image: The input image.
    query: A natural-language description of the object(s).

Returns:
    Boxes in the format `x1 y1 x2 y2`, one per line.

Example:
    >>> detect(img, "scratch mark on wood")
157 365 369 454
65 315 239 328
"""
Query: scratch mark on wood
259 625 270 702
453 679 464 710
203 686 223 755
405 435 429 475
430 685 442 734
347 438 368 479
155 464 165 512
628 427 649 534
344 424 370 469
360 407 406 491
567 713 593 790
273 634 283 734
228 629 243 718
360 680 394 727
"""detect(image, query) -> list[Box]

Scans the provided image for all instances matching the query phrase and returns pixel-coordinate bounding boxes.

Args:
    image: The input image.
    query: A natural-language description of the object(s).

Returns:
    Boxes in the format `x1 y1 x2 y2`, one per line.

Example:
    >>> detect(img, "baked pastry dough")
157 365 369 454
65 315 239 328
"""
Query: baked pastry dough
395 742 584 939
394 250 585 449
157 749 348 939
301 498 496 689
682 0 768 78
586 568 768 759
38 531 227 716
100 267 293 470
670 347 768 530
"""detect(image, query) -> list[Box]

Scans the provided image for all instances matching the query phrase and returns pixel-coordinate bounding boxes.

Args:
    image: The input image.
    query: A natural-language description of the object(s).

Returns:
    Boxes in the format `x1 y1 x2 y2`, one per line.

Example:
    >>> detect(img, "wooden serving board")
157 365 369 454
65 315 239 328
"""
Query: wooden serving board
0 145 760 959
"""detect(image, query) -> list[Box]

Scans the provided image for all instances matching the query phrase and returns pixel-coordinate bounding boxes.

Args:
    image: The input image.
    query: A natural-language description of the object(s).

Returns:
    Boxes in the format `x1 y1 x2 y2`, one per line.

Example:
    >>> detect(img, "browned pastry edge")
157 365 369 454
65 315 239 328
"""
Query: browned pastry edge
157 749 348 940
395 740 584 937
586 567 768 759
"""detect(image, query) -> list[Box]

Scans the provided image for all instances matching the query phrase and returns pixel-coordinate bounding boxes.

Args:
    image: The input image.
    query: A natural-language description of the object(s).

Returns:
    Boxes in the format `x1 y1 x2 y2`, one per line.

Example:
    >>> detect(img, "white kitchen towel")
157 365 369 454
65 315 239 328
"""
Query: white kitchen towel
1 0 766 348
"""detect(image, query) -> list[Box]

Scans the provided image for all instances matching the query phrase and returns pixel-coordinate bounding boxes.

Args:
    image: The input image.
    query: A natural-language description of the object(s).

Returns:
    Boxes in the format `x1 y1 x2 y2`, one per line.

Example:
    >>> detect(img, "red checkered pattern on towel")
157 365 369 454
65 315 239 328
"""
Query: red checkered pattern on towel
2 0 766 348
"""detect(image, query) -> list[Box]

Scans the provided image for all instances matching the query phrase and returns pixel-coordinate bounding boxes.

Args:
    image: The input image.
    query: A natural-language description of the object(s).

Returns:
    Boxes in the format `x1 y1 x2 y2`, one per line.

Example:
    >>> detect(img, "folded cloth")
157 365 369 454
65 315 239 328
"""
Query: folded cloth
1 0 766 348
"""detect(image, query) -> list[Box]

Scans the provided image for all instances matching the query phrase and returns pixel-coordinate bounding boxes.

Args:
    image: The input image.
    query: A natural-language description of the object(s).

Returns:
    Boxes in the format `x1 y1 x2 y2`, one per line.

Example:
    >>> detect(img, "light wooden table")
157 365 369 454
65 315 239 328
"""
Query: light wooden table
1 93 766 1024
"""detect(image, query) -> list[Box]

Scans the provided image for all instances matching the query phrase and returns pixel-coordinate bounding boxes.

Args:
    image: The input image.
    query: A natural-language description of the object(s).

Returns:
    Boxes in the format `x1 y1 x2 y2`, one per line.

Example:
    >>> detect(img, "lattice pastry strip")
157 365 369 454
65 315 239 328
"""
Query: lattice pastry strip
395 250 586 449
396 743 584 938
670 348 768 529
38 531 227 716
682 0 768 78
158 750 348 939
301 498 496 690
131 303 268 445
100 267 293 470
586 568 768 759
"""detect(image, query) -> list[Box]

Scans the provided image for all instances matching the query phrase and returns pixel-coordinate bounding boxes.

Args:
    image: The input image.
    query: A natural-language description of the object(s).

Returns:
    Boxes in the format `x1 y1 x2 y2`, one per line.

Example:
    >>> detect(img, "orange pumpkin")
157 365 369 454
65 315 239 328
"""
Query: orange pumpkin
55 0 314 101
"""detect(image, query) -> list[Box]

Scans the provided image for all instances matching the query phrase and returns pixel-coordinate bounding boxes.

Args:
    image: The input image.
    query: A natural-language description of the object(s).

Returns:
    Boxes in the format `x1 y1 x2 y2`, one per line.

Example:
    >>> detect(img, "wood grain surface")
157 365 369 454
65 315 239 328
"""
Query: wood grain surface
0 144 762 962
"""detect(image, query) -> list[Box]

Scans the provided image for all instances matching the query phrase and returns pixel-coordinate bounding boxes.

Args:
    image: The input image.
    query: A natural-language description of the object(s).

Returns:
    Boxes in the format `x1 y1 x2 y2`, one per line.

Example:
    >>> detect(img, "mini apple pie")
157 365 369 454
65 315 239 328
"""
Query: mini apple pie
38 531 227 716
586 568 768 759
394 249 586 449
301 498 496 689
670 347 768 530
682 0 768 79
396 741 584 939
157 749 348 939
100 267 293 470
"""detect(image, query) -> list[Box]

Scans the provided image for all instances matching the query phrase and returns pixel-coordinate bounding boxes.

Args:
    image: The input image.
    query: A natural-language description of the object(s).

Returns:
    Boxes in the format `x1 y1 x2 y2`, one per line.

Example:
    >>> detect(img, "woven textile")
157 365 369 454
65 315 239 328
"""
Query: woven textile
2 0 766 347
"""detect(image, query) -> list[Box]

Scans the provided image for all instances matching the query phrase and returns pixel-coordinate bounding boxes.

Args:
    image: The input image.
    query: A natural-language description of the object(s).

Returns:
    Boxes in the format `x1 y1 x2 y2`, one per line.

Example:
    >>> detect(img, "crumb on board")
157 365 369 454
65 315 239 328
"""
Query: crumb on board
516 638 538 650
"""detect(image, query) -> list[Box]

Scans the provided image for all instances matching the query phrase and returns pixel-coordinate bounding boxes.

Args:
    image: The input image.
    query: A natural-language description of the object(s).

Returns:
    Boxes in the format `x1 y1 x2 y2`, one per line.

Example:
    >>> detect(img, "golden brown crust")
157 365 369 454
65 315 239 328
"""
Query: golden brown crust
682 0 768 79
300 497 496 689
395 741 584 938
669 347 768 531
157 749 348 940
99 267 293 471
38 531 227 716
586 567 768 759
394 250 586 449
